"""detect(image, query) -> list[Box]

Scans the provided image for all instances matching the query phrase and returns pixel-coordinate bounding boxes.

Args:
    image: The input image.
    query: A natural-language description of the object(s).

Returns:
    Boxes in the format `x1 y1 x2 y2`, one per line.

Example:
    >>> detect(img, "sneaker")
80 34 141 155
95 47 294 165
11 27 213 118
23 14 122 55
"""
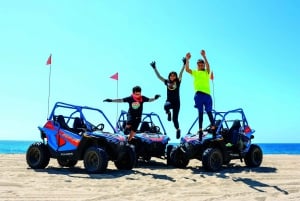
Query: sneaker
198 130 203 141
176 129 181 139
167 111 171 121
210 126 216 138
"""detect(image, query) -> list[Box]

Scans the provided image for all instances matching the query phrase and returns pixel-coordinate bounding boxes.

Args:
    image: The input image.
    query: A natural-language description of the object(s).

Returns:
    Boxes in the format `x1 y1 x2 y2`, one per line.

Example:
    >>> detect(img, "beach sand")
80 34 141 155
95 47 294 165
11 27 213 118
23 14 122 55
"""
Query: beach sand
0 154 299 201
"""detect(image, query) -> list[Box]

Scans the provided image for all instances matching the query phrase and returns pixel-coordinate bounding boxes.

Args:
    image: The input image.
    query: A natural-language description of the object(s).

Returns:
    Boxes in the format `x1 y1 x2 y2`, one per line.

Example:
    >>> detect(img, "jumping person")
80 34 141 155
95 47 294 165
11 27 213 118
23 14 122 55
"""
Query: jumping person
185 50 215 141
103 86 160 141
149 58 185 139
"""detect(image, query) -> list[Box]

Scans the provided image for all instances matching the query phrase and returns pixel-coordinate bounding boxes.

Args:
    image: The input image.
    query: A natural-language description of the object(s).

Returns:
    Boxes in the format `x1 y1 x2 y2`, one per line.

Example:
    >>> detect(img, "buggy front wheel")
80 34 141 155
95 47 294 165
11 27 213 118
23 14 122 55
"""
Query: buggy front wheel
26 142 50 169
114 145 136 170
202 148 223 172
170 146 189 168
166 145 173 166
83 147 108 174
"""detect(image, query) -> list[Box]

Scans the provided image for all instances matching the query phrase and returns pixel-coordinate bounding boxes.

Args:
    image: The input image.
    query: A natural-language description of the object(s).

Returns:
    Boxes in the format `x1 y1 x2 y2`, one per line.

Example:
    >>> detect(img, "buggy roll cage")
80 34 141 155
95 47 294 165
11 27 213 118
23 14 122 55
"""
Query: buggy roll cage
187 108 253 135
47 101 117 133
116 110 167 135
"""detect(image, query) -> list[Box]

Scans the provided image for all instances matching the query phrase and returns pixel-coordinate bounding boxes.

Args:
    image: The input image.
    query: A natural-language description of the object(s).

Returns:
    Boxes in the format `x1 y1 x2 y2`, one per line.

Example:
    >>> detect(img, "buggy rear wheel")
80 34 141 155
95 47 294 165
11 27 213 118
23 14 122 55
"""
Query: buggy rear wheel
244 144 263 167
57 158 78 167
170 146 189 168
83 147 108 174
26 142 50 169
114 145 136 170
202 148 223 172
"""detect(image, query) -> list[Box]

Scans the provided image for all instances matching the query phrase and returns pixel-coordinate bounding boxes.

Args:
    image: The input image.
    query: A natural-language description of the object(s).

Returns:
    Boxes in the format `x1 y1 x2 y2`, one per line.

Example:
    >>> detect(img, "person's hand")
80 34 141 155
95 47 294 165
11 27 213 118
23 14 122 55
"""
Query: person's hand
182 57 186 65
201 50 206 57
150 61 156 69
154 94 161 100
186 52 191 60
103 98 112 102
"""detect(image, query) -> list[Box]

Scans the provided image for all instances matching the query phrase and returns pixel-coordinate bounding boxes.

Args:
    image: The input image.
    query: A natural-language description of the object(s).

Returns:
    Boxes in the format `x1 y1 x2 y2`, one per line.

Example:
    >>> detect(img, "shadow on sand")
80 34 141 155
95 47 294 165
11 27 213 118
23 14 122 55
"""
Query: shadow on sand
29 159 288 195
188 163 288 195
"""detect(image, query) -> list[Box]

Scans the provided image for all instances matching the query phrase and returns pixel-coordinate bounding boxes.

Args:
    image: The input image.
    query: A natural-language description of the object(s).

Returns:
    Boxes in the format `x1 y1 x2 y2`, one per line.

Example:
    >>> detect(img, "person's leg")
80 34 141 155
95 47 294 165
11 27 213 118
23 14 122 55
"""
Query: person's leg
124 125 131 135
125 124 135 141
128 130 136 141
172 103 181 139
194 92 204 140
204 94 216 136
127 118 140 141
164 101 172 121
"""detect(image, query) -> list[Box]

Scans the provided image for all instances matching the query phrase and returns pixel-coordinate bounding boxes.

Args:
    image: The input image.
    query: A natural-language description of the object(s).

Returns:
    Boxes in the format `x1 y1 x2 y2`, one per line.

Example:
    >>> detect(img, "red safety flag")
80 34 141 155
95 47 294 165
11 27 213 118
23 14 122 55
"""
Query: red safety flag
46 54 52 65
110 72 118 80
210 71 214 80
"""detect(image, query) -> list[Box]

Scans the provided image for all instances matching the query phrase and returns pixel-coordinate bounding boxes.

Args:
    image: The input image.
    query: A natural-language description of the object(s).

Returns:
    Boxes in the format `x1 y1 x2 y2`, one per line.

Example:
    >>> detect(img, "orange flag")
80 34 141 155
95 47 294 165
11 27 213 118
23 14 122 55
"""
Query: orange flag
46 54 52 65
110 72 118 80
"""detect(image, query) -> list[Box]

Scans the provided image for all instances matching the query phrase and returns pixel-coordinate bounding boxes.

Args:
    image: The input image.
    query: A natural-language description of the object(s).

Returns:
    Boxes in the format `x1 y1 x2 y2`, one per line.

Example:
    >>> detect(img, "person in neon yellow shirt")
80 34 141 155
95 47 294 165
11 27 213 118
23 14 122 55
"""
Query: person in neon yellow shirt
185 50 215 141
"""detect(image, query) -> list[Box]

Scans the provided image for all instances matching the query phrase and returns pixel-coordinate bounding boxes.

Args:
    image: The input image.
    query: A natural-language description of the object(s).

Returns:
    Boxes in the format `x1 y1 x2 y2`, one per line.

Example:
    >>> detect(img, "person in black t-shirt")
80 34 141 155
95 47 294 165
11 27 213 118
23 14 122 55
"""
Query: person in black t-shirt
149 58 185 139
104 86 160 141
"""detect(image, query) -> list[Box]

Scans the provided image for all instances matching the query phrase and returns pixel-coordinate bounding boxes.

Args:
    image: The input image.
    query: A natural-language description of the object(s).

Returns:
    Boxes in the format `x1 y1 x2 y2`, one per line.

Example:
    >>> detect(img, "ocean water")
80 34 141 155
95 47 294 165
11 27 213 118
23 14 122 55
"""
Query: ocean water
0 140 299 154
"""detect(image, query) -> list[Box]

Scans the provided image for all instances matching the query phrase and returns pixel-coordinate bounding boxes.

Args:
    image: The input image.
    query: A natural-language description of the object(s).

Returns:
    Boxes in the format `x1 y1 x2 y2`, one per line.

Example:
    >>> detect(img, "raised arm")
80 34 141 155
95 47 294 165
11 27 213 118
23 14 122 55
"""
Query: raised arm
148 94 161 102
185 52 192 74
150 61 165 82
201 50 210 74
178 57 186 81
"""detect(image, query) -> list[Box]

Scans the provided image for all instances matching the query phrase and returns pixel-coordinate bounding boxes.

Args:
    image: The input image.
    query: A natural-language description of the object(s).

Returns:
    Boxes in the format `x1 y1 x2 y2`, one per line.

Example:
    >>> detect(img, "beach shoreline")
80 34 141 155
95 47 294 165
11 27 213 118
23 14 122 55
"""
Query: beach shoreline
0 154 299 201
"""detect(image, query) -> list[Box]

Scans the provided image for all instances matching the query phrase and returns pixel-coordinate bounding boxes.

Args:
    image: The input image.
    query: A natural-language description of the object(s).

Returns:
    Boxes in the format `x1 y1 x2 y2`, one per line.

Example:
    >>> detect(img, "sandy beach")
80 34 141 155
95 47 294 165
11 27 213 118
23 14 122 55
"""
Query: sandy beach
0 154 299 201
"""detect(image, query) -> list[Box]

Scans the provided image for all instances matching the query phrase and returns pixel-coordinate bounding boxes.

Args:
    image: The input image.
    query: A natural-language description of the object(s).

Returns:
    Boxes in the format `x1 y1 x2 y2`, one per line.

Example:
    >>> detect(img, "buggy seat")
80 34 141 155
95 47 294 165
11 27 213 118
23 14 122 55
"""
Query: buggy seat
56 115 74 133
140 122 151 133
224 120 241 145
73 117 86 133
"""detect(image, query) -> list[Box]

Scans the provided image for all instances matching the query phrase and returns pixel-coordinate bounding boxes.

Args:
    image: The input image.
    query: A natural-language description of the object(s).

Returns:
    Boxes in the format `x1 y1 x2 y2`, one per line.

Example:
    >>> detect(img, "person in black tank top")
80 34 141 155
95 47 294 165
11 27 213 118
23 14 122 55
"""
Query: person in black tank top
150 58 185 139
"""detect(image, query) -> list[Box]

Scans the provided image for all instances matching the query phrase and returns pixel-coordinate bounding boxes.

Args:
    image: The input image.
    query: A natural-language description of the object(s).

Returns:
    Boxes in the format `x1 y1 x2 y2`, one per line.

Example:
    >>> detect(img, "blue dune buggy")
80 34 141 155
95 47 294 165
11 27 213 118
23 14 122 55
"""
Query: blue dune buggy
169 108 263 171
26 102 136 174
116 110 170 163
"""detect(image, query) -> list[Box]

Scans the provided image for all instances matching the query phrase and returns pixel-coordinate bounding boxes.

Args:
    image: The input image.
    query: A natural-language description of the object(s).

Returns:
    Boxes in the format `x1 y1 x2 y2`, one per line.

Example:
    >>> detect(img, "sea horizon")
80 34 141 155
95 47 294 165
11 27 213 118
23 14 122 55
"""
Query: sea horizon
0 140 299 155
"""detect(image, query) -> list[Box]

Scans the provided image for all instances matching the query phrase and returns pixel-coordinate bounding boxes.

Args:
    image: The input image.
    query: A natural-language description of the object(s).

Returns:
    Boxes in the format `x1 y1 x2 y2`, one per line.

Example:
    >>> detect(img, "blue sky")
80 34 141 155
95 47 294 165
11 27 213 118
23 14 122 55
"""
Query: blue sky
1 0 299 143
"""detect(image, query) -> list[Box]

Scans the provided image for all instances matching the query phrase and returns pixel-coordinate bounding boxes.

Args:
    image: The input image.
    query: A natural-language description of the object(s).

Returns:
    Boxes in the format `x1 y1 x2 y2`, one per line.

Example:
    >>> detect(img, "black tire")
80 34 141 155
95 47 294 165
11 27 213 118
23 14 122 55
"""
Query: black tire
114 146 136 170
142 155 151 162
223 158 231 165
170 146 189 168
57 158 78 167
244 144 263 167
202 148 223 172
166 145 173 166
26 142 50 169
83 147 108 174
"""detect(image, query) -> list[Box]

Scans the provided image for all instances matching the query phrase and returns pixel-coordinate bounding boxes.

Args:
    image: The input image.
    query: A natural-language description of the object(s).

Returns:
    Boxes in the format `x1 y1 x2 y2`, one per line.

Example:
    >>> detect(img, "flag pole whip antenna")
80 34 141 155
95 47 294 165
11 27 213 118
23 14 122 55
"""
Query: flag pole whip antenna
116 77 119 123
212 80 215 109
109 72 119 126
46 54 52 119
210 71 215 109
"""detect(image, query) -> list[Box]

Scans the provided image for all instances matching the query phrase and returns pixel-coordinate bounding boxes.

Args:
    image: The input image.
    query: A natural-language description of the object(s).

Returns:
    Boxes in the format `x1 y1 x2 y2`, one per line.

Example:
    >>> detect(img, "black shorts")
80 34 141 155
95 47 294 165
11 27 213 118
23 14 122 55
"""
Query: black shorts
126 114 141 132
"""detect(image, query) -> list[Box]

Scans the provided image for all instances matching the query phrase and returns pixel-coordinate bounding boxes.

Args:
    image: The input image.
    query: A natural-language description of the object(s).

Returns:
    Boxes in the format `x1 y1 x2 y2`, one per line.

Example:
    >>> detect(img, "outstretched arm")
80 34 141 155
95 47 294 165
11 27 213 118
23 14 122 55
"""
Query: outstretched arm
150 61 165 82
201 50 210 74
185 52 192 74
178 57 186 81
103 98 123 103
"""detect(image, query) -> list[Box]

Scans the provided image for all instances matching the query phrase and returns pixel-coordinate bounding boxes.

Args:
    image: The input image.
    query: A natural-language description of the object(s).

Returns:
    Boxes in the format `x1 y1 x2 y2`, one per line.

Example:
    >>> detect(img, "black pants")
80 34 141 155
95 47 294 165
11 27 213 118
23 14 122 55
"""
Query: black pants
164 101 180 129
